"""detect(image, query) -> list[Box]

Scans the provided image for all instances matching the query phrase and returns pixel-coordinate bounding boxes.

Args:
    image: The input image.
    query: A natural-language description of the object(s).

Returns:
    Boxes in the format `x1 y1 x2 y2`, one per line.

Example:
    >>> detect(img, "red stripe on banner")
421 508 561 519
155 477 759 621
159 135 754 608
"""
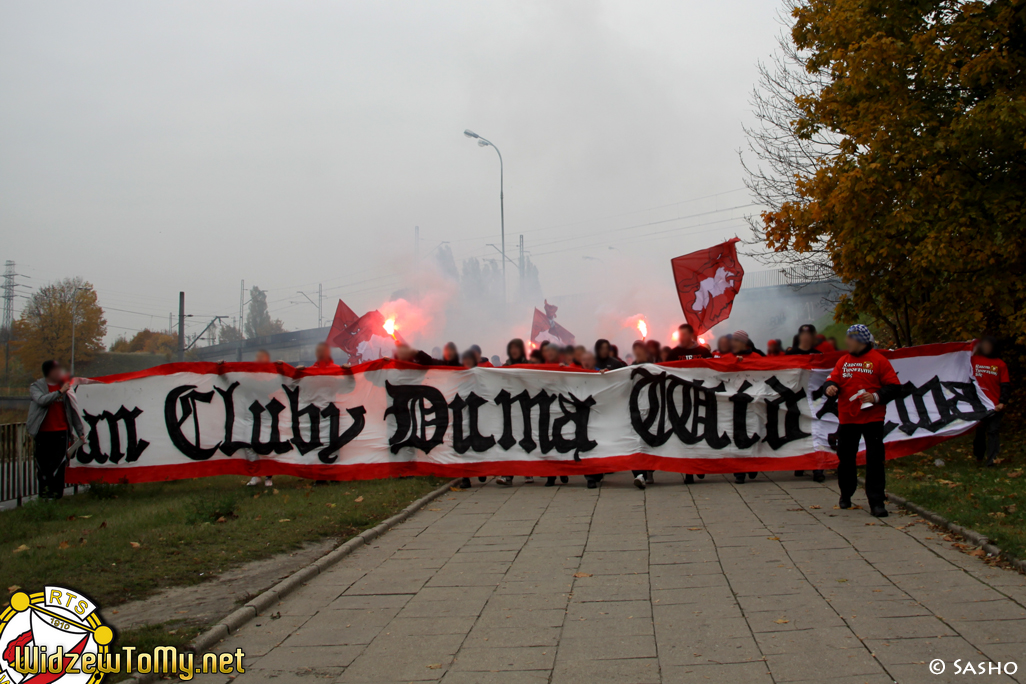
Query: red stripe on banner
74 340 975 385
66 428 970 485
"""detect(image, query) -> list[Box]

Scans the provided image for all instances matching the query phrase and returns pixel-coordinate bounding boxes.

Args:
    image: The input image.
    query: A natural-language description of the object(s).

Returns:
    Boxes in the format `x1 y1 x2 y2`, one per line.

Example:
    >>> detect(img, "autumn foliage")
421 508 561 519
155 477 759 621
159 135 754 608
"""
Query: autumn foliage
109 328 179 358
760 0 1026 347
13 278 107 373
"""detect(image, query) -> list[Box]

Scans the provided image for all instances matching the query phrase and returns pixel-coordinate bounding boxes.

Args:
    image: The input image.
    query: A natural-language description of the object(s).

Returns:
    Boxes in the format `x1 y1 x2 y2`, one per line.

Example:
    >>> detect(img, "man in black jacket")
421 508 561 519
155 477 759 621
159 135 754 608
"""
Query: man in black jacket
665 324 712 361
787 324 826 483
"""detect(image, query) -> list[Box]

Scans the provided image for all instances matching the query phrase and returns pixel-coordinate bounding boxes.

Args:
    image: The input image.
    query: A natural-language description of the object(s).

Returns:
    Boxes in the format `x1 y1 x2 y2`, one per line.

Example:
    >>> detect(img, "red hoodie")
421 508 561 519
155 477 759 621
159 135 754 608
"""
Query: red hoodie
824 347 901 424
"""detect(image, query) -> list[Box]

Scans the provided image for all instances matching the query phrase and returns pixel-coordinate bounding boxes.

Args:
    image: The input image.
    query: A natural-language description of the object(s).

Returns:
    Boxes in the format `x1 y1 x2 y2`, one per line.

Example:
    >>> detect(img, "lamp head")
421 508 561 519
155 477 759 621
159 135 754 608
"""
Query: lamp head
463 129 479 139
477 139 489 147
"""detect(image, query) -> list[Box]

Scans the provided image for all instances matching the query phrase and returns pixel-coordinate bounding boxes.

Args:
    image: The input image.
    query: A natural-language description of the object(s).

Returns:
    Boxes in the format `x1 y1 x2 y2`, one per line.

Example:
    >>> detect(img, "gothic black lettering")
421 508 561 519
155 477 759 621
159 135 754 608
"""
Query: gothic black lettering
214 382 250 455
551 393 597 459
249 398 292 455
763 377 811 450
77 406 149 464
318 403 367 463
385 382 449 454
164 385 220 460
729 380 760 450
448 392 496 454
285 385 323 455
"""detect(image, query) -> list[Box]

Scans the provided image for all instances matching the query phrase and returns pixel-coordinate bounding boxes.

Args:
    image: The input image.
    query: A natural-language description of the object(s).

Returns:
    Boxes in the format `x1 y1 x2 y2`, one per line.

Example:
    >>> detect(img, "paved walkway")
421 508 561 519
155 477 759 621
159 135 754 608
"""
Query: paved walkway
198 473 1026 684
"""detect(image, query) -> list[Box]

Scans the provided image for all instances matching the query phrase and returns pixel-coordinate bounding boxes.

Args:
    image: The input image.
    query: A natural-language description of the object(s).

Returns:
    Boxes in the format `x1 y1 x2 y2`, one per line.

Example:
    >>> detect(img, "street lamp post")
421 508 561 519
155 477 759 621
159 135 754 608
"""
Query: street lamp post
464 129 506 305
70 286 85 376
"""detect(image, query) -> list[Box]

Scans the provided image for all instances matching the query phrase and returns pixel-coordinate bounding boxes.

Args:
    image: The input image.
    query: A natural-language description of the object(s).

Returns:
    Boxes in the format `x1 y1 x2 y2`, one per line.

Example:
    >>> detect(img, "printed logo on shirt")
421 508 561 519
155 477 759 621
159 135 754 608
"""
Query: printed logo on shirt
840 361 875 378
975 365 1000 377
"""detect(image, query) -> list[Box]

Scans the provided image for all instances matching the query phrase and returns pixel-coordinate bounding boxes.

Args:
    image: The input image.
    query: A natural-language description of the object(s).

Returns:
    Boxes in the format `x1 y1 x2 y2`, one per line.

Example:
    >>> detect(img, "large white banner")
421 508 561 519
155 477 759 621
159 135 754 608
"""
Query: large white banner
67 343 991 483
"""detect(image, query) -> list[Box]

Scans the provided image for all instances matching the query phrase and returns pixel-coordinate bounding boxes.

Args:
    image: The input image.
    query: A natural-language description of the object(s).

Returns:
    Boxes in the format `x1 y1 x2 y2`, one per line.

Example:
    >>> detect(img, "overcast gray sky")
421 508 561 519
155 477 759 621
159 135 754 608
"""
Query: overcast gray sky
0 0 784 350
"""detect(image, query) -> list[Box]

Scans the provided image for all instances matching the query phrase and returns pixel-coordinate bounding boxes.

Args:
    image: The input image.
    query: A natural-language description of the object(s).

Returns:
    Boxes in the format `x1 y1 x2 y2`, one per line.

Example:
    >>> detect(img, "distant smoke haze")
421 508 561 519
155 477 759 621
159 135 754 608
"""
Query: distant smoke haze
1 1 793 350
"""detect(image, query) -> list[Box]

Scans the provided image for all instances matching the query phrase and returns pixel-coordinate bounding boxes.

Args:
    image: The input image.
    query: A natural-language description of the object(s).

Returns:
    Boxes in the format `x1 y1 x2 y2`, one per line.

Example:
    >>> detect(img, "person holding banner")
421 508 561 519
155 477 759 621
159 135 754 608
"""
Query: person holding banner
823 324 902 517
971 336 1010 467
787 324 826 483
27 360 85 500
665 324 712 361
504 339 528 366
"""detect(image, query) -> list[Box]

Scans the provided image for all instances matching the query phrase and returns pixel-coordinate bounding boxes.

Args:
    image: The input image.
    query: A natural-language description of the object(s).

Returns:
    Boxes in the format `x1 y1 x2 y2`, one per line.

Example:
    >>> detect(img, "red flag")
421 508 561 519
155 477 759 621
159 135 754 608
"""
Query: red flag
326 299 360 348
671 238 744 334
335 310 406 363
530 300 575 347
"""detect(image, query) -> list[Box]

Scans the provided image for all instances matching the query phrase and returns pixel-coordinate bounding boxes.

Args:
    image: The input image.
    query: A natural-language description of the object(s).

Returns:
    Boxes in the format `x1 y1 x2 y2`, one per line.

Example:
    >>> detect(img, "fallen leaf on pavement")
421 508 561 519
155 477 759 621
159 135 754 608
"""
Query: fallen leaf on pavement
573 572 593 578
774 619 789 624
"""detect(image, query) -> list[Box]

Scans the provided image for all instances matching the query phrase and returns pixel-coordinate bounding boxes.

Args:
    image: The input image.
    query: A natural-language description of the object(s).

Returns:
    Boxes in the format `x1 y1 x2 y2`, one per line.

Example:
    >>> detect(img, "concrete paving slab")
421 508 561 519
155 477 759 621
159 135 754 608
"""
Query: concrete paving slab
198 471 1026 683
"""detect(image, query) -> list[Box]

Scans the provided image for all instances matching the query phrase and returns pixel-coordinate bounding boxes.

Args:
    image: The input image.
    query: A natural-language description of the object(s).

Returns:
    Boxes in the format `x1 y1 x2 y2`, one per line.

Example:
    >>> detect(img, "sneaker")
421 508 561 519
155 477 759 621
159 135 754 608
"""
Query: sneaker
748 472 758 480
812 470 825 483
734 474 746 485
264 477 273 487
644 472 654 485
545 477 556 487
839 496 852 509
684 474 695 485
794 470 805 477
246 476 261 486
870 505 888 518
496 476 513 486
633 474 646 490
524 476 535 484
586 480 598 489
478 476 487 482
697 474 705 480
559 476 569 484
458 477 472 489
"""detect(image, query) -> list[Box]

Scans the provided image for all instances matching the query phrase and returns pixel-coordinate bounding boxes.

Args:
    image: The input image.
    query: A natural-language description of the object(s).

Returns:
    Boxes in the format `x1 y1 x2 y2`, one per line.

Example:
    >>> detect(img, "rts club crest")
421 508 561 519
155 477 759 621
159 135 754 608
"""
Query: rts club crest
0 587 113 684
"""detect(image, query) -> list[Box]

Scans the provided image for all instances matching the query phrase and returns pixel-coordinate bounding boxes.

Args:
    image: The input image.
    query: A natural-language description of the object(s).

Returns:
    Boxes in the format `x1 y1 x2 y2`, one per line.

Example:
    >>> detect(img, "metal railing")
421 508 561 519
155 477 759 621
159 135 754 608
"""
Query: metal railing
0 422 35 505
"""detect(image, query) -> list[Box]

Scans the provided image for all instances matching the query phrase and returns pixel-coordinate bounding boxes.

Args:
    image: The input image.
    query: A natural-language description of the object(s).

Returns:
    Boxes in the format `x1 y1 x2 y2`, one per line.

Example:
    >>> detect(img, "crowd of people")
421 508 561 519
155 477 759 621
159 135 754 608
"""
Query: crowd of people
26 323 1009 519
359 321 1006 519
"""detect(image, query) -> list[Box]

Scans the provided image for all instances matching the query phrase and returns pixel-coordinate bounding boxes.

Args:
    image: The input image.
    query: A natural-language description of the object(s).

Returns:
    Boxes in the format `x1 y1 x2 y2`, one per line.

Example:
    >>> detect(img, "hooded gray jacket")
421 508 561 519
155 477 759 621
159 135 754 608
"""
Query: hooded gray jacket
27 378 85 438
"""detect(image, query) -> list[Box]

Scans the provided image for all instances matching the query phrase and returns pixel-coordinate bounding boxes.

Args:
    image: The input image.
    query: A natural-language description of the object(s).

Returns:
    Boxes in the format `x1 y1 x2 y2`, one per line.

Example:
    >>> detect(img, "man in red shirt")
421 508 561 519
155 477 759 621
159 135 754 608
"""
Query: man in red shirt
823 325 902 517
27 360 85 500
971 337 1010 467
309 342 341 371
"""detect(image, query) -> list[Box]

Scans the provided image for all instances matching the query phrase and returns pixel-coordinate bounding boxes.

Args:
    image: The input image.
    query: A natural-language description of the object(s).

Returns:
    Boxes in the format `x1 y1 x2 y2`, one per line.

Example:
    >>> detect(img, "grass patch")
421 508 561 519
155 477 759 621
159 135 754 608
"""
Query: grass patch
1 475 447 608
106 622 205 683
886 428 1026 559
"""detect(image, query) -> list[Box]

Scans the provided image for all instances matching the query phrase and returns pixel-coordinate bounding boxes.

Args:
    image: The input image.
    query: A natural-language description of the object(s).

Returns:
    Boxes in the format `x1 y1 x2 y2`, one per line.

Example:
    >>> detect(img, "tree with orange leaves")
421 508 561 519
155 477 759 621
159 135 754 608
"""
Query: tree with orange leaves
753 0 1026 347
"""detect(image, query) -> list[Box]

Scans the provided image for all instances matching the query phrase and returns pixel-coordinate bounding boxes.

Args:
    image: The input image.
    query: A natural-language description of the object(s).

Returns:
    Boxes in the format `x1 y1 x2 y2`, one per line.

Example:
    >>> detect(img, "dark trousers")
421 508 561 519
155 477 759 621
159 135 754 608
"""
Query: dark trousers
837 422 885 507
34 430 68 500
974 413 1002 464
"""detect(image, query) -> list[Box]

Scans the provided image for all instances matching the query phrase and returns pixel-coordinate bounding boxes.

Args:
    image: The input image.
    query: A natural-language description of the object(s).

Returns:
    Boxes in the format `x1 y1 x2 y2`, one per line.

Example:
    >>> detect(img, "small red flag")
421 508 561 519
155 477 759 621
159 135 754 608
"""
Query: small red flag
335 310 406 363
671 238 744 334
530 300 575 347
326 300 360 348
